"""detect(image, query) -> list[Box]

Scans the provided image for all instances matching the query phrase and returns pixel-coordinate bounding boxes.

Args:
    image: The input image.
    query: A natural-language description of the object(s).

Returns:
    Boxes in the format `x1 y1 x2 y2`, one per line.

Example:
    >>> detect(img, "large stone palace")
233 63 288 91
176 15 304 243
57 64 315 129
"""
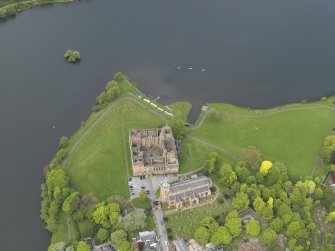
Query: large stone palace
129 125 179 176
160 176 213 208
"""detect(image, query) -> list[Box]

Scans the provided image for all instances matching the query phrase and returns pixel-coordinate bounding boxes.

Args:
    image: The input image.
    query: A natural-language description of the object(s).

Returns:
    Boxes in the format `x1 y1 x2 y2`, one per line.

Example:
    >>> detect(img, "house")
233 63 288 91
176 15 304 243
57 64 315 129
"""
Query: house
94 243 116 251
160 176 213 209
238 208 267 227
136 231 158 250
206 243 224 251
129 125 179 176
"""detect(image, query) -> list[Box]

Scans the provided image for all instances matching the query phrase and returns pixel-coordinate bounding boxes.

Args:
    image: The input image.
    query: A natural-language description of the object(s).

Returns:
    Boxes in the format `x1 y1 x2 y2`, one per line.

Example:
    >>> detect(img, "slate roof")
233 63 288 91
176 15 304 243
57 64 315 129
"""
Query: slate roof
169 186 210 202
139 231 157 245
170 176 212 194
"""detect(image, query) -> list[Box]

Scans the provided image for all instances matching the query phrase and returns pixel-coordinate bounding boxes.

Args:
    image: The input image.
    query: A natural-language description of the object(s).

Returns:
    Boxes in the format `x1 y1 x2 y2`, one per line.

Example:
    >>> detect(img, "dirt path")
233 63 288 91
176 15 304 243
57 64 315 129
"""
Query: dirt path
187 135 240 159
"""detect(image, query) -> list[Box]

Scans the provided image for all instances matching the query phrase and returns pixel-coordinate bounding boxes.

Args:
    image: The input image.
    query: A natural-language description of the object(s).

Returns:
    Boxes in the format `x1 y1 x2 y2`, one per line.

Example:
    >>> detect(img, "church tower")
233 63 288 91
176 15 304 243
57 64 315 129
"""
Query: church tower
159 181 170 202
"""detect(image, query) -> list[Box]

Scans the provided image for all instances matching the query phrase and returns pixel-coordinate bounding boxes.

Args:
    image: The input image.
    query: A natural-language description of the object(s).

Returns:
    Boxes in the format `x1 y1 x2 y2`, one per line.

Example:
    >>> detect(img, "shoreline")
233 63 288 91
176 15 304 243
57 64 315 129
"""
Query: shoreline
0 0 72 19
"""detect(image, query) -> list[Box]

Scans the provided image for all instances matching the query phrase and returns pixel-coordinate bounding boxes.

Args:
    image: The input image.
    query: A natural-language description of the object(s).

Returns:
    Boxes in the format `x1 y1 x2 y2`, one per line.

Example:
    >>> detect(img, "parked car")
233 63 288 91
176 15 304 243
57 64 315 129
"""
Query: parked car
131 192 135 195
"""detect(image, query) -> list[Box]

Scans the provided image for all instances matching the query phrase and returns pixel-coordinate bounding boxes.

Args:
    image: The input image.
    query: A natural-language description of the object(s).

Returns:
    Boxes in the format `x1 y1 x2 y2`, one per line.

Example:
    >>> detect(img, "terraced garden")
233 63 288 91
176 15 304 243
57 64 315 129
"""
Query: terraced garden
165 202 224 239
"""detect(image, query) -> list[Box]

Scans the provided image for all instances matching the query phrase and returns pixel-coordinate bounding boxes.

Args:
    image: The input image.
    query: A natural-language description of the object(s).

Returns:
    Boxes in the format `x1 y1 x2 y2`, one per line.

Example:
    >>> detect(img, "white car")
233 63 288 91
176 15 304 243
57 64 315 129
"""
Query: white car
158 107 164 112
164 241 168 246
144 99 150 103
150 103 157 107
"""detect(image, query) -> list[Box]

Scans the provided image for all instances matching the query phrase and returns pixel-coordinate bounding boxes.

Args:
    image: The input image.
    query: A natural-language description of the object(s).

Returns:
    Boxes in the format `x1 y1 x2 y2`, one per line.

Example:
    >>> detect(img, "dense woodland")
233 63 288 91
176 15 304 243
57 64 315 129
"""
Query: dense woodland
189 133 335 251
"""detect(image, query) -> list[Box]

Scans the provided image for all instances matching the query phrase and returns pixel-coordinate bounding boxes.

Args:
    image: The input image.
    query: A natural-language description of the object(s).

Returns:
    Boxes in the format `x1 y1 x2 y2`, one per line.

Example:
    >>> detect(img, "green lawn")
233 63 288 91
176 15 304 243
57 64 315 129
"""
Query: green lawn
189 99 335 179
132 198 152 211
51 213 79 245
165 202 224 239
166 101 192 122
179 136 237 174
65 99 165 200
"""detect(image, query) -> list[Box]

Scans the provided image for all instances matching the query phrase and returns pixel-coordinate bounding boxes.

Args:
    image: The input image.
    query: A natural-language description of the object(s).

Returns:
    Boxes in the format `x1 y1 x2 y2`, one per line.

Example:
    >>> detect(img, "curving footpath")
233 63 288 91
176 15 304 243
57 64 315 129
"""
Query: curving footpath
63 96 168 168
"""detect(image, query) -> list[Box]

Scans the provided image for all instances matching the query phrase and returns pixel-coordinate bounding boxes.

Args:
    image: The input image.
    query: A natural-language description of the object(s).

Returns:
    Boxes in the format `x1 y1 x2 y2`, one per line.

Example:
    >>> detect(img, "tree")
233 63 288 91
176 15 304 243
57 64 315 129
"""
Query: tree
286 221 302 238
260 228 278 245
93 204 109 227
219 164 237 186
106 80 120 101
259 160 273 175
46 168 69 191
295 180 316 195
232 192 249 211
225 216 242 237
48 242 66 251
267 162 288 185
201 216 219 234
108 203 120 225
321 147 334 163
118 240 131 251
324 135 335 150
246 219 261 237
325 211 335 223
97 91 108 106
0 9 7 19
111 230 127 247
62 192 80 214
271 217 284 233
267 197 274 210
96 228 109 243
208 152 219 174
77 241 91 251
253 196 266 214
118 208 146 232
59 136 69 149
194 226 210 245
114 72 126 83
64 49 81 63
241 146 262 168
211 226 232 245
169 118 186 139
235 162 250 183
139 190 147 202
261 206 274 222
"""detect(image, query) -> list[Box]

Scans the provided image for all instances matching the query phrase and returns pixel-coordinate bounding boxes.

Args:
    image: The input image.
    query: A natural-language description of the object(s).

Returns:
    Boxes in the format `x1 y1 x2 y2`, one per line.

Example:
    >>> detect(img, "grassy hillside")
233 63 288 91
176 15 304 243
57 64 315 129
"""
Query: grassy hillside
188 98 335 179
65 99 166 200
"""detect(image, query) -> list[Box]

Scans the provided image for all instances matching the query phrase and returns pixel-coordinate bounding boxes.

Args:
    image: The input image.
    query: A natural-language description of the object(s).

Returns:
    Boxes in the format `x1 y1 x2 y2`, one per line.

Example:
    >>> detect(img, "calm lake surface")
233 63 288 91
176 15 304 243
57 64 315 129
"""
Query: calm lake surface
0 0 335 249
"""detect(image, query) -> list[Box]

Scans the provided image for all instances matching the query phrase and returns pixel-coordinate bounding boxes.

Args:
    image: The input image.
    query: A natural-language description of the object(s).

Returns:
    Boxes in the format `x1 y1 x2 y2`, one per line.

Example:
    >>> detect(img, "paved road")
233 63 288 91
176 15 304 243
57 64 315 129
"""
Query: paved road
147 176 168 251
153 208 168 251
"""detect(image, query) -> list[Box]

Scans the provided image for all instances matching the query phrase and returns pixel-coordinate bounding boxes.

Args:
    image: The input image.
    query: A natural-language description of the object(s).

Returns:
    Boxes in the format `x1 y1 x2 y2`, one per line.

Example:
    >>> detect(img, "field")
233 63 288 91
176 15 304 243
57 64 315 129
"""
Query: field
188 98 335 179
165 202 224 239
65 99 165 200
179 136 237 173
51 213 79 245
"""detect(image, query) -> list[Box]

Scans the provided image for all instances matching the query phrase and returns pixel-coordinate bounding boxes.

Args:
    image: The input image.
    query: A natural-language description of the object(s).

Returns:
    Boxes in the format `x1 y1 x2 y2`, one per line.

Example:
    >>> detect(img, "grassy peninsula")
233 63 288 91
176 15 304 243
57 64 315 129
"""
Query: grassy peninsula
41 73 335 250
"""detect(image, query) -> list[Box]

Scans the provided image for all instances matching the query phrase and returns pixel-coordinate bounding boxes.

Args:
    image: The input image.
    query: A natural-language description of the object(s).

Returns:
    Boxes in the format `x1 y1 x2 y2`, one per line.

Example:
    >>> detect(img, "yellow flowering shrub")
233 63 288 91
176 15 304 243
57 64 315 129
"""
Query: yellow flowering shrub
259 160 273 175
